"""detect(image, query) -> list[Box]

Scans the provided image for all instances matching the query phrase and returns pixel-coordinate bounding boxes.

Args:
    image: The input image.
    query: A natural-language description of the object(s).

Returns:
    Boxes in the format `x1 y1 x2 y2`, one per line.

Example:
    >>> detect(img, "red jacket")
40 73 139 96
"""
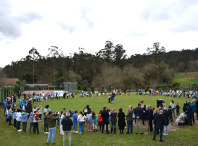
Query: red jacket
98 114 102 122
33 113 39 122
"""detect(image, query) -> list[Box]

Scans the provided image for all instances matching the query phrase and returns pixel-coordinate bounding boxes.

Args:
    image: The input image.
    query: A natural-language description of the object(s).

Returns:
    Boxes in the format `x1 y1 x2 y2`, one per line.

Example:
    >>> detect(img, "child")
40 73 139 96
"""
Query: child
22 104 25 112
44 112 49 134
38 105 42 121
77 111 86 134
92 111 98 132
98 110 103 131
33 106 37 113
60 111 64 135
86 110 92 131
33 110 40 134
16 108 22 132
21 111 29 133
69 109 74 121
176 103 180 116
13 109 17 129
29 112 34 133
73 111 78 133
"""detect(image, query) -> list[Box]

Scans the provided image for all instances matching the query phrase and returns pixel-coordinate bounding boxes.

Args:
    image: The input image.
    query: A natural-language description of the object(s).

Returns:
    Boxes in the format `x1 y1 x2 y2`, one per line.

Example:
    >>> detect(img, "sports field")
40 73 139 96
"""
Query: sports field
0 93 198 146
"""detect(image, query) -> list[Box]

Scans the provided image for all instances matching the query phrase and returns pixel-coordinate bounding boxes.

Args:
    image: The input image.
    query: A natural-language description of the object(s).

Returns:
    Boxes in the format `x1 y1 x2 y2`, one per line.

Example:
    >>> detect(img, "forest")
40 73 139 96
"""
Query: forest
1 41 198 90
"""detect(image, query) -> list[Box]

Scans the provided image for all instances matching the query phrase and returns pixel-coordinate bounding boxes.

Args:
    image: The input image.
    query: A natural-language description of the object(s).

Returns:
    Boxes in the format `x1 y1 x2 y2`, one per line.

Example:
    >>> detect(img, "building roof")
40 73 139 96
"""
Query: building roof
0 78 18 87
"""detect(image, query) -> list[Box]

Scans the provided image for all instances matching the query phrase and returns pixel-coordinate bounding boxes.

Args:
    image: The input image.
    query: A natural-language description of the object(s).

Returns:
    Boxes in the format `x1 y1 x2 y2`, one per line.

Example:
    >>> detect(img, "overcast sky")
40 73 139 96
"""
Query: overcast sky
1 0 198 68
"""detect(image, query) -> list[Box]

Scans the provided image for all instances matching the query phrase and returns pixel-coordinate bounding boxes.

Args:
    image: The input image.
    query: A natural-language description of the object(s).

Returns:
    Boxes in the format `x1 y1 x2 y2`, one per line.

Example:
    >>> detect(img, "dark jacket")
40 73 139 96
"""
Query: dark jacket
101 110 109 124
61 117 73 131
47 115 59 128
44 115 48 125
111 112 117 123
154 114 165 130
134 107 143 119
118 111 126 129
126 110 133 121
168 109 172 117
186 106 193 117
26 102 32 113
163 110 169 125
150 109 153 121
183 106 187 112
153 113 158 125
144 109 151 121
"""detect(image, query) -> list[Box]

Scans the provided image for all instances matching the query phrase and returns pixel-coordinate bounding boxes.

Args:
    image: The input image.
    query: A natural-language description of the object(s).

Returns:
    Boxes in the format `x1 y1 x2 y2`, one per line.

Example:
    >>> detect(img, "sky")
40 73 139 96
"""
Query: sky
0 0 198 68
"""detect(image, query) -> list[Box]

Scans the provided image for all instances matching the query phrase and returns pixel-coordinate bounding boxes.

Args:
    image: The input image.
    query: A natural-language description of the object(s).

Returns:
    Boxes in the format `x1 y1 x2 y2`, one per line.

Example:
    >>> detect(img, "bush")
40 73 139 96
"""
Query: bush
83 85 87 91
91 86 94 93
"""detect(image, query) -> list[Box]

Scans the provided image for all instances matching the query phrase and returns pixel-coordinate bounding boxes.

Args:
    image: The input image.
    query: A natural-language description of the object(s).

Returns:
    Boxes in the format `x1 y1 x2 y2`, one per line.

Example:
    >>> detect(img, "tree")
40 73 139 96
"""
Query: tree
113 44 127 68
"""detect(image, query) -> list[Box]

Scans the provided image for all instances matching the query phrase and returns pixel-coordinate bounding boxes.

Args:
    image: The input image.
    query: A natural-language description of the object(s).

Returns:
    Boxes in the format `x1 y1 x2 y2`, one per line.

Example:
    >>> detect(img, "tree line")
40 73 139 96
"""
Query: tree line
2 41 198 89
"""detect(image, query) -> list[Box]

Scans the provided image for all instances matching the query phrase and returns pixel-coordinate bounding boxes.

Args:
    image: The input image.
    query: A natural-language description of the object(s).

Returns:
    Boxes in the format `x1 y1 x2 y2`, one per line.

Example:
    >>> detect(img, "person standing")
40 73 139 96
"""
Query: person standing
126 106 133 134
134 103 144 134
170 100 176 117
144 106 151 134
118 108 125 134
20 98 24 109
153 110 165 142
47 111 60 145
18 91 21 99
188 100 196 124
110 108 117 134
62 112 73 146
101 107 109 134
163 107 169 135
186 103 193 126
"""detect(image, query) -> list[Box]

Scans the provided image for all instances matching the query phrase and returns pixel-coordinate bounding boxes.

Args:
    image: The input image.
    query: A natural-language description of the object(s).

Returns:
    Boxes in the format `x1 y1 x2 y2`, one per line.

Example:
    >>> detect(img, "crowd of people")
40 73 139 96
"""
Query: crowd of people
2 90 198 145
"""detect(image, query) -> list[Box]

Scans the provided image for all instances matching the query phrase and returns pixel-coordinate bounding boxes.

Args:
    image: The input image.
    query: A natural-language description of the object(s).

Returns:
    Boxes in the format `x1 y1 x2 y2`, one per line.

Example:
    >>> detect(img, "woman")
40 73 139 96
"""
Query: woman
162 101 166 110
6 105 13 127
170 100 176 117
111 108 117 134
153 109 158 131
26 101 32 117
44 105 51 114
118 108 125 134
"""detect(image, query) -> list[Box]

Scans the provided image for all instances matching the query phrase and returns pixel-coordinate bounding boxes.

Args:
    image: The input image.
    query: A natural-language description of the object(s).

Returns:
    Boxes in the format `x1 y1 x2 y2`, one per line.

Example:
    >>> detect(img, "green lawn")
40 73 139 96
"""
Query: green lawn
175 72 198 77
173 77 197 86
0 93 198 146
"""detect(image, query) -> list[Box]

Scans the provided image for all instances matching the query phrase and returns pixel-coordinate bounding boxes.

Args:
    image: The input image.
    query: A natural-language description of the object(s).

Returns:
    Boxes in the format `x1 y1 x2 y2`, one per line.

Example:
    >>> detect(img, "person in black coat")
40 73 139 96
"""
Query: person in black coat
101 107 109 134
149 106 153 132
134 103 144 134
196 100 198 120
61 112 73 146
163 107 169 135
63 92 66 99
186 103 193 126
118 108 126 134
26 101 32 117
153 110 165 142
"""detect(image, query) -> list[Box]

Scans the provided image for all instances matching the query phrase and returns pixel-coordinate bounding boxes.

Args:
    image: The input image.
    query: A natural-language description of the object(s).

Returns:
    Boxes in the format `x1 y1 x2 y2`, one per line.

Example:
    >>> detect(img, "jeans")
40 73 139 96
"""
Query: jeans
79 122 84 133
127 121 133 133
44 124 48 132
99 122 102 130
172 108 175 117
47 127 56 144
111 122 116 128
192 112 195 123
153 128 163 141
164 125 168 134
23 122 27 133
8 115 12 126
63 131 71 146
73 122 77 131
57 119 60 126
34 122 39 133
17 121 21 130
30 122 34 132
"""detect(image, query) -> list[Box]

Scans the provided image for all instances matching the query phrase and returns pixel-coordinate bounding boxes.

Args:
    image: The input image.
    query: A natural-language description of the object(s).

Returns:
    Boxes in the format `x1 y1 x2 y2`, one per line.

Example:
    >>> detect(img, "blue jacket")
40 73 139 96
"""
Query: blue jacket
69 109 74 118
20 99 24 107
73 114 78 123
183 106 187 112
134 107 144 119
144 110 151 120
3 101 7 108
21 112 29 122
189 102 196 112
13 112 16 119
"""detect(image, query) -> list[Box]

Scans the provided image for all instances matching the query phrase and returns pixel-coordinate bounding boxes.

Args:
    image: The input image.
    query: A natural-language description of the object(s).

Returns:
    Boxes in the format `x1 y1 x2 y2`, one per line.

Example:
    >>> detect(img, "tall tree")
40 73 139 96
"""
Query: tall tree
113 44 127 68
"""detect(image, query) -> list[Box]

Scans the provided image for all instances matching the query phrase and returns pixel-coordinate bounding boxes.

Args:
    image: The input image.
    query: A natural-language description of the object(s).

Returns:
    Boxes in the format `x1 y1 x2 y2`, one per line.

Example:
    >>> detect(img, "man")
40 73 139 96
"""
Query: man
134 103 144 134
153 110 165 142
101 107 109 134
62 112 73 146
186 103 193 126
163 107 169 135
149 106 153 132
188 100 196 124
47 111 60 145
20 98 24 109
144 105 151 134
18 91 21 99
126 105 133 134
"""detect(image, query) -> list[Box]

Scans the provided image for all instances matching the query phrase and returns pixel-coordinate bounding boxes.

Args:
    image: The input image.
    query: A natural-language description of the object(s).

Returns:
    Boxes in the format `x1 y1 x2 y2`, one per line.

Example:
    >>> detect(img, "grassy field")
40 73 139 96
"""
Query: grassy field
0 93 198 146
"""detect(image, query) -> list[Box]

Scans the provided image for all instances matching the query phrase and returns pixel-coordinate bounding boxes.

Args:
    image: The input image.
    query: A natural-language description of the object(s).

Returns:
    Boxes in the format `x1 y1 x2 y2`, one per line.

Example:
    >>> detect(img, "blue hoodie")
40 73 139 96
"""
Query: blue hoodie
73 114 78 123
189 102 196 112
13 112 16 119
69 109 74 118
3 101 7 108
21 112 29 122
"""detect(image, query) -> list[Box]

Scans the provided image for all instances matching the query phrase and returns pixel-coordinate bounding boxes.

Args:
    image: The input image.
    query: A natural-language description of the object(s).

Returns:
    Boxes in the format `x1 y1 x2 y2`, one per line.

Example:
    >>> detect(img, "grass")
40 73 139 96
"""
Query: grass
1 93 198 146
173 77 198 86
175 72 198 77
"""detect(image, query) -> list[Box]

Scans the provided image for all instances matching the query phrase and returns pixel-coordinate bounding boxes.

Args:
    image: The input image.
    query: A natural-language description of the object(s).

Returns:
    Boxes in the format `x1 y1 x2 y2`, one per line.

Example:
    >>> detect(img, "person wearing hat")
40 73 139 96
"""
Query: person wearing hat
62 112 73 146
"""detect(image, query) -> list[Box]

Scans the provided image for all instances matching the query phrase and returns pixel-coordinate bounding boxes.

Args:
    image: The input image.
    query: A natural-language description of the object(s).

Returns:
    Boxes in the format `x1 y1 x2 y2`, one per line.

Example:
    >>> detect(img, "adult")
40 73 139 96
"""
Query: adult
134 103 144 134
62 112 73 146
126 105 133 134
186 103 193 126
3 99 7 116
83 105 91 116
196 100 198 120
26 101 32 116
20 98 24 109
149 106 153 132
118 108 125 134
144 105 151 134
13 95 16 107
18 91 21 99
101 107 109 134
188 100 196 124
153 110 165 142
44 105 51 114
163 107 169 135
110 108 117 134
170 100 176 117
47 111 60 145
63 92 66 99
